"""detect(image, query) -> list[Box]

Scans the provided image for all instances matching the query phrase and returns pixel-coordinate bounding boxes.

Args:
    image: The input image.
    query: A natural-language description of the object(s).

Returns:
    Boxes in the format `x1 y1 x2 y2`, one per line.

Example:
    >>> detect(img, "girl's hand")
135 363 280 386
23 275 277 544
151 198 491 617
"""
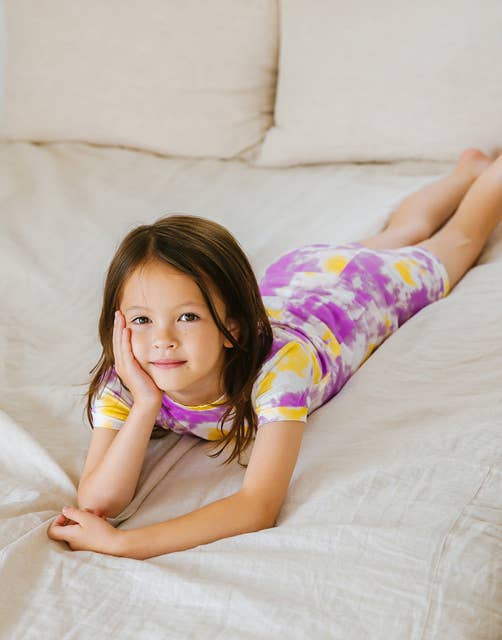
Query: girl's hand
54 507 107 527
113 310 163 408
47 506 126 556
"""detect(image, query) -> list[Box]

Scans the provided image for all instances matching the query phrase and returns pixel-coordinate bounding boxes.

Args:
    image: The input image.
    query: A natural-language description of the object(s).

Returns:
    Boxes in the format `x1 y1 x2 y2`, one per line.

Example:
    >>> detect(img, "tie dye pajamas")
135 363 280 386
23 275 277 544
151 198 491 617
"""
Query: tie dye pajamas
91 242 450 440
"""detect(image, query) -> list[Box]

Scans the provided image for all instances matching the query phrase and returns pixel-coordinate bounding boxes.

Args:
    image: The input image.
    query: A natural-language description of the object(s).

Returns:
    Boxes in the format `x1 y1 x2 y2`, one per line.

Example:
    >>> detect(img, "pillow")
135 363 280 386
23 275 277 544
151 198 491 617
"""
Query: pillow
0 2 4 117
252 0 502 167
0 0 277 160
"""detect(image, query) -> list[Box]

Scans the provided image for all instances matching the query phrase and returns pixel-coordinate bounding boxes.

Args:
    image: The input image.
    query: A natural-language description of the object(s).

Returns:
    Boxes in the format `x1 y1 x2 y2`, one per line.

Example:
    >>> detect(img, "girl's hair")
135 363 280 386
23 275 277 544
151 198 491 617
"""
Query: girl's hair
85 214 273 467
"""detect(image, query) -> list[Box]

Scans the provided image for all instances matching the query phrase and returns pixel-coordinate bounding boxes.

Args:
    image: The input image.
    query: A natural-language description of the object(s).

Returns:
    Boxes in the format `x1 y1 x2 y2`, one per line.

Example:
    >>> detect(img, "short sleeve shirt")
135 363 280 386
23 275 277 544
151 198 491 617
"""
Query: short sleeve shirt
91 324 319 440
91 242 449 439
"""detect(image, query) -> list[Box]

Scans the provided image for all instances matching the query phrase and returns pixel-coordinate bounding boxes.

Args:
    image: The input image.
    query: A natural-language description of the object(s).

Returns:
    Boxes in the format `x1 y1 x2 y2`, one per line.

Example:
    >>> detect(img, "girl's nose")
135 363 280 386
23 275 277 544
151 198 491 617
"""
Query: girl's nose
153 328 178 349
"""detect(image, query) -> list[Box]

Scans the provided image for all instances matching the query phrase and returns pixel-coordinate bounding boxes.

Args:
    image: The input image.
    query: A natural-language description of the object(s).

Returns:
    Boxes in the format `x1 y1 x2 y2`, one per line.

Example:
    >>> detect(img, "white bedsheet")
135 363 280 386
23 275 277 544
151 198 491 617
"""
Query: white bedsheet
1 141 501 639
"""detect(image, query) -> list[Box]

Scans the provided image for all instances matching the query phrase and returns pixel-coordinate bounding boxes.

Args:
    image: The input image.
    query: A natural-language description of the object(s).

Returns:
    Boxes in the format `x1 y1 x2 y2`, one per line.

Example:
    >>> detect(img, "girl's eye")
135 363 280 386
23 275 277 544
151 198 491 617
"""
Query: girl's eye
179 312 199 322
130 313 199 325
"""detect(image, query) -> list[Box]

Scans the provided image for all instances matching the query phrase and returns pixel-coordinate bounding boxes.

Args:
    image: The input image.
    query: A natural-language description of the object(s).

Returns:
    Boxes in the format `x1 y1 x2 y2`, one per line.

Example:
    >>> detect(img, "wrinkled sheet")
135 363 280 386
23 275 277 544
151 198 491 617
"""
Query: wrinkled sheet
0 141 501 639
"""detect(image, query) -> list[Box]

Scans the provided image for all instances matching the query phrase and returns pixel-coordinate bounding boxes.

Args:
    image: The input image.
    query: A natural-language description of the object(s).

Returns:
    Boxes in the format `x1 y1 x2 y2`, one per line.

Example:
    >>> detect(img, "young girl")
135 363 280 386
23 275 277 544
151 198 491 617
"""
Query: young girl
48 148 501 560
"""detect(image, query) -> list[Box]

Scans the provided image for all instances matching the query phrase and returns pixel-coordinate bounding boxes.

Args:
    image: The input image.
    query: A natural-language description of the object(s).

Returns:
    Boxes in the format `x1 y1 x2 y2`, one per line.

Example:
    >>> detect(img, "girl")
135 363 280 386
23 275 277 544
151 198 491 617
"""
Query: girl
48 148 501 560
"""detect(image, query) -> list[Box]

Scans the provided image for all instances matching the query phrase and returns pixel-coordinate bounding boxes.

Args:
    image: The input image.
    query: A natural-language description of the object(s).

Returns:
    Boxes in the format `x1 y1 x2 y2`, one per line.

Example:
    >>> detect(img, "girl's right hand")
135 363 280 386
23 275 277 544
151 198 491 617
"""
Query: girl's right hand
57 507 107 527
113 310 164 409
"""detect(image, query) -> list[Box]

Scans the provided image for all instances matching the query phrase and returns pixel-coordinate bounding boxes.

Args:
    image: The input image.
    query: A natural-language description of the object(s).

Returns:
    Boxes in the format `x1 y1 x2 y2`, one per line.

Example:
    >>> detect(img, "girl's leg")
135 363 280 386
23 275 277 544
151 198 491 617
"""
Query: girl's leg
416 151 502 290
359 148 493 250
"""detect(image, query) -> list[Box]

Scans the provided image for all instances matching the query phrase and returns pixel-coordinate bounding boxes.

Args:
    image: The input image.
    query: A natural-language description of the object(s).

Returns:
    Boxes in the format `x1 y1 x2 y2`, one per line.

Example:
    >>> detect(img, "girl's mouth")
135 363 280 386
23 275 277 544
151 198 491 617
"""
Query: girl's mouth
152 361 186 369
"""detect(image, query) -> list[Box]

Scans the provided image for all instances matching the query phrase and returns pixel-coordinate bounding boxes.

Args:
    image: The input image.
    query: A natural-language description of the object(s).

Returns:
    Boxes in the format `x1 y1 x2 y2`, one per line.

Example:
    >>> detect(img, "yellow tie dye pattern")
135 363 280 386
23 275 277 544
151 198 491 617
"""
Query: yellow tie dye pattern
323 255 349 274
322 328 342 357
97 392 130 422
264 305 283 320
393 260 417 287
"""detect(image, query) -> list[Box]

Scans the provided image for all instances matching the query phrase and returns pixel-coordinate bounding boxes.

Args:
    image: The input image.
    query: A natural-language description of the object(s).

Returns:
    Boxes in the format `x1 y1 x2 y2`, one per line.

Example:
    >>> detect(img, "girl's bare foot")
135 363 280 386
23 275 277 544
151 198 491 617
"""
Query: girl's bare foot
455 148 493 181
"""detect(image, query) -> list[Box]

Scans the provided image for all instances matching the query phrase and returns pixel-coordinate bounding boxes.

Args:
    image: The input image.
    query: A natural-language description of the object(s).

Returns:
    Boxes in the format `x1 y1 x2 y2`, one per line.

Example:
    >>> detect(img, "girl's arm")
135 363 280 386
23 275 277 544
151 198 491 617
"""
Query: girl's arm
78 309 164 518
114 419 306 559
77 401 161 518
50 419 305 557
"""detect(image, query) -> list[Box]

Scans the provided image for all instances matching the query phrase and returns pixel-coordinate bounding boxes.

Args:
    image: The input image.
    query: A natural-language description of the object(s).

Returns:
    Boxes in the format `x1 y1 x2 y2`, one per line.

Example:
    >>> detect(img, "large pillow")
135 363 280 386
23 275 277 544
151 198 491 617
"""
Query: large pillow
252 0 502 167
0 3 4 115
0 1 277 159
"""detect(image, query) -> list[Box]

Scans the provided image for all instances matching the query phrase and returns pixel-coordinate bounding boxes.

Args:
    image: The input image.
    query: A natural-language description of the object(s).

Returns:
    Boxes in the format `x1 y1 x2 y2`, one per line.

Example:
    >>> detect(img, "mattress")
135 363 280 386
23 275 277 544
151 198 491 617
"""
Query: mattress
0 141 501 639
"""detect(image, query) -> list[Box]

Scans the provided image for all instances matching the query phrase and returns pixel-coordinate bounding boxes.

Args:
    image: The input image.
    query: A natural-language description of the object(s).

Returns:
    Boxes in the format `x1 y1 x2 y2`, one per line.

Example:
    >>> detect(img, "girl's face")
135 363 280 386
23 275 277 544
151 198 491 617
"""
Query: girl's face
118 260 238 407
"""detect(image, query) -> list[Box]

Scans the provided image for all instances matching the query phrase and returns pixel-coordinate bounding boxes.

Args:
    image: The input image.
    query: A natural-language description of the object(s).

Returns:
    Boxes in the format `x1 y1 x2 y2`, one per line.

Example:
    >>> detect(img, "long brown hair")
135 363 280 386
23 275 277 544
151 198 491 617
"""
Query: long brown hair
85 214 273 467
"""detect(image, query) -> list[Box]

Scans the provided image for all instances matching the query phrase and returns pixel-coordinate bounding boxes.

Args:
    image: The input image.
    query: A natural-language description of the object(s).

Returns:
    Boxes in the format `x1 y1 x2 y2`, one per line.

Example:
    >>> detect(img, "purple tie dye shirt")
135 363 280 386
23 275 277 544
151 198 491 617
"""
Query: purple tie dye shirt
91 242 450 440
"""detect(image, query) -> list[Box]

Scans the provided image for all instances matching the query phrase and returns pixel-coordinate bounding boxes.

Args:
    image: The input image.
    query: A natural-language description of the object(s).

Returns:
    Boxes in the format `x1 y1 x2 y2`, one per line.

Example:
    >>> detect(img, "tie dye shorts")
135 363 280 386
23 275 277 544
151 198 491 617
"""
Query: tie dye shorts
259 241 451 392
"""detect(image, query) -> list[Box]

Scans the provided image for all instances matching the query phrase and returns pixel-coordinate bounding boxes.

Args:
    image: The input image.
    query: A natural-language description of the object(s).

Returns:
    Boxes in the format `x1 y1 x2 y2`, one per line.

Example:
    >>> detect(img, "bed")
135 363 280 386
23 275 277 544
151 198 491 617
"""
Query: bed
1 2 501 638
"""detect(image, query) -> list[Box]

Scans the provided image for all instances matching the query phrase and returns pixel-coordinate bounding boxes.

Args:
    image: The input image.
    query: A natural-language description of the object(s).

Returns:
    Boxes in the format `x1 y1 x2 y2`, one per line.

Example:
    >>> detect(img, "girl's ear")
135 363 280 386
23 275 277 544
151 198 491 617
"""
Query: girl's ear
223 318 240 348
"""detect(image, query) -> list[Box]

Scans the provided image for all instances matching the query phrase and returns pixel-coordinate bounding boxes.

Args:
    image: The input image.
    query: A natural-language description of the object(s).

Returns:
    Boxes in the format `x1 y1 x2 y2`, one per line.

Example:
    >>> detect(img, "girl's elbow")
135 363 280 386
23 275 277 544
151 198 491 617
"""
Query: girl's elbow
76 486 125 519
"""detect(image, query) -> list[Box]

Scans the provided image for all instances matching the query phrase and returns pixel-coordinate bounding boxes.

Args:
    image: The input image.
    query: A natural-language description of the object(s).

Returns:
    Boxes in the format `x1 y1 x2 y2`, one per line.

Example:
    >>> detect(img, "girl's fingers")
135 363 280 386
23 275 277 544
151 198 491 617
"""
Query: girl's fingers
121 325 135 365
113 310 135 386
115 312 157 399
118 321 137 383
112 311 119 358
84 507 106 519
113 311 124 370
120 324 130 358
53 514 75 526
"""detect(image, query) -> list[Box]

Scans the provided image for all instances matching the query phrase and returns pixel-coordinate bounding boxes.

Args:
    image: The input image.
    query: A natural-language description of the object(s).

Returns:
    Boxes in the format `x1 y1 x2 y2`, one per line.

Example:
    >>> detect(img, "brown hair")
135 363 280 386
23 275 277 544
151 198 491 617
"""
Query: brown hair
85 214 273 467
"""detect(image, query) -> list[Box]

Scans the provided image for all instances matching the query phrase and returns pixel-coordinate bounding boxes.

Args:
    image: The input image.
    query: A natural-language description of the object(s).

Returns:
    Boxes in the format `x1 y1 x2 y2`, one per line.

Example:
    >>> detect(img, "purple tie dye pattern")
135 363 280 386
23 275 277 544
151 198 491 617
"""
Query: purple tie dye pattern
257 241 450 412
91 242 450 440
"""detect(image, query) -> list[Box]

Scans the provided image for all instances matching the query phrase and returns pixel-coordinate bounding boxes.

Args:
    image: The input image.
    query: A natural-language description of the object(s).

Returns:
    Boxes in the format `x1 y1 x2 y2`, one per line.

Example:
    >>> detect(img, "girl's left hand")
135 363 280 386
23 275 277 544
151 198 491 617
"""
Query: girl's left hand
47 506 125 556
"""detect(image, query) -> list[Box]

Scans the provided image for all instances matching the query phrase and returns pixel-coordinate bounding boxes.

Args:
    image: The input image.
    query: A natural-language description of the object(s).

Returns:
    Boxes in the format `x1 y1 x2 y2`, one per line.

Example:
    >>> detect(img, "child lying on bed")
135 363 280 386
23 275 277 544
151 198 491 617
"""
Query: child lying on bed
48 148 501 559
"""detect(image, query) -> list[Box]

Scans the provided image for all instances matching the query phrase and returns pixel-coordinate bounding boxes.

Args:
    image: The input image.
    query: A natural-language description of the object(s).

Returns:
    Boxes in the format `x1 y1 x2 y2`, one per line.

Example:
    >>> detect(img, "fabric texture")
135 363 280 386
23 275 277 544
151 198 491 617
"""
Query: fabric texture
1 141 501 639
91 241 450 439
0 0 277 159
252 0 502 167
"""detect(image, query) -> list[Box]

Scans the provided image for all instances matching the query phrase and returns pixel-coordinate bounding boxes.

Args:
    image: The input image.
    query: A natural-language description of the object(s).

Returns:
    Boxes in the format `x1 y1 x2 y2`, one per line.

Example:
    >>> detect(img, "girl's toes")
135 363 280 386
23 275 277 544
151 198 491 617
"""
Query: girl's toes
455 148 493 179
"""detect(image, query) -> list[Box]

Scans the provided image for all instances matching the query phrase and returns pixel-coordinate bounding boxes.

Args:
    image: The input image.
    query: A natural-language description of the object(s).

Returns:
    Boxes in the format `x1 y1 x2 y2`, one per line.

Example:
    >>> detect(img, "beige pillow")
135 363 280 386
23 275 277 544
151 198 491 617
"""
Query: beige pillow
253 0 502 167
0 1 277 159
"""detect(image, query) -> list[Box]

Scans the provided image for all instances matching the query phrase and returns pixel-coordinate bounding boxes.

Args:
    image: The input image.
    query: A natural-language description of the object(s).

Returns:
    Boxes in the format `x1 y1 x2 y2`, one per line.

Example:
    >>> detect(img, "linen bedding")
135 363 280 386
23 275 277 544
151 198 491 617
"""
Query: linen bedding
0 141 501 639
